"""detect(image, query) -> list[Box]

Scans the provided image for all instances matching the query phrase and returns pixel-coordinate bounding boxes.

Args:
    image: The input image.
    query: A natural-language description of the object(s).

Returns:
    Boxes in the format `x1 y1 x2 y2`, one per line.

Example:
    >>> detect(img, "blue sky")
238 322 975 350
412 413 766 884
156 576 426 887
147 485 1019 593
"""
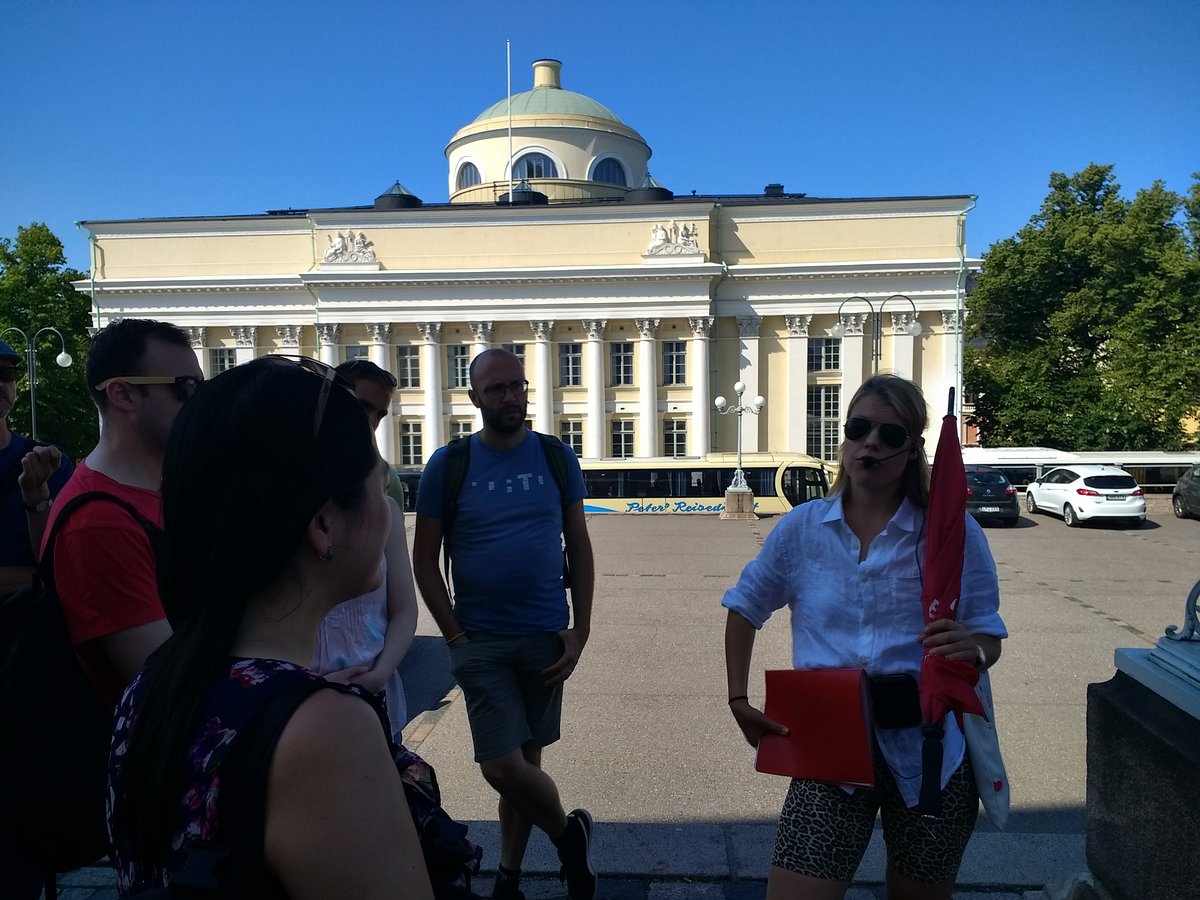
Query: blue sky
2 1 1196 273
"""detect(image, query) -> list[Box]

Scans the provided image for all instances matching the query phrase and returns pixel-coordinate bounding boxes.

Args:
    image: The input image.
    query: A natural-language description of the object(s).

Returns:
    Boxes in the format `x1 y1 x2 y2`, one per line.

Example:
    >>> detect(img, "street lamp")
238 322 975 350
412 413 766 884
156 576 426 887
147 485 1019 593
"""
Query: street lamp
714 381 765 497
1 326 73 440
831 295 922 371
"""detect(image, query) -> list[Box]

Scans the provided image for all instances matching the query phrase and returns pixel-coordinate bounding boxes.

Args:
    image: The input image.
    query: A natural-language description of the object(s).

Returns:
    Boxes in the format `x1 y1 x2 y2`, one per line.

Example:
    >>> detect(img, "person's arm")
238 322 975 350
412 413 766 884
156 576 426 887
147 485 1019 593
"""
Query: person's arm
411 513 464 645
543 500 593 685
94 619 173 686
724 609 788 748
18 445 62 560
0 565 35 594
355 498 419 694
264 689 435 900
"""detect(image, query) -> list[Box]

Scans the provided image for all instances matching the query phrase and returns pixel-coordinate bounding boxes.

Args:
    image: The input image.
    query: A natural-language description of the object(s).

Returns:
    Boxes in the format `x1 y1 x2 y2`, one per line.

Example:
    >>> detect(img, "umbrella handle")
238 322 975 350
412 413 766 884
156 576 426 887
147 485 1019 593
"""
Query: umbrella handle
947 386 955 418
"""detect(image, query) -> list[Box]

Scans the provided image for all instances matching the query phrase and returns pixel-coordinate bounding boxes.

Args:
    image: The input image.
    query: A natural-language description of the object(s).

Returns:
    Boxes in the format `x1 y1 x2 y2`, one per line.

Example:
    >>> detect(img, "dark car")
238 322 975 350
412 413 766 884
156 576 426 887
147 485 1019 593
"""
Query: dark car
964 465 1020 527
1173 464 1200 520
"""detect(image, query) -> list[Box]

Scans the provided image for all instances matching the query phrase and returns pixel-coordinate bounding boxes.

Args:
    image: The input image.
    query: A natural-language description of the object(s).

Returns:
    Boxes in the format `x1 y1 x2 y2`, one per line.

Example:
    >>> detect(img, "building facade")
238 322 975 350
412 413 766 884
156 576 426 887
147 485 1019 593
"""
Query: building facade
75 59 977 465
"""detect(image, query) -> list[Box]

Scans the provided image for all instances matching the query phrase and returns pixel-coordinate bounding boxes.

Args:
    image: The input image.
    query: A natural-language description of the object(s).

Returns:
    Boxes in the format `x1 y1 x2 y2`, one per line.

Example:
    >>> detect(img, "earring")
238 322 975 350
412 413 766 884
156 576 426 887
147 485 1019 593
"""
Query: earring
319 545 334 562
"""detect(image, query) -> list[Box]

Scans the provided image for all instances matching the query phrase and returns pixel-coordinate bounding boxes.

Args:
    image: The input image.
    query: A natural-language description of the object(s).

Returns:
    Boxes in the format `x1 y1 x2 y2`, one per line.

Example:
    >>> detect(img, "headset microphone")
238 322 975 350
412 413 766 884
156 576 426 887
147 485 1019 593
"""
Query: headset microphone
858 445 912 468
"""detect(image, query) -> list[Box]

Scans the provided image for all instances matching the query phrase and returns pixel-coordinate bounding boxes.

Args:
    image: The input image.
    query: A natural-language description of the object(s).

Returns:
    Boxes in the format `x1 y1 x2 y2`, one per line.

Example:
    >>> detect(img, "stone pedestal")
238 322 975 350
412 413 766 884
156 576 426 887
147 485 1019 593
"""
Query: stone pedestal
720 489 757 520
1086 670 1200 900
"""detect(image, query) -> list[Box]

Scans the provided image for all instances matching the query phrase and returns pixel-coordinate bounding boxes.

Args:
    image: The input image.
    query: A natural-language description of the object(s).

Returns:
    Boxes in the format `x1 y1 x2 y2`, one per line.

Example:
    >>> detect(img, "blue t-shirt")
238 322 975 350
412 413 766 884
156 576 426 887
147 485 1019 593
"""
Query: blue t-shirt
0 432 74 567
416 431 587 634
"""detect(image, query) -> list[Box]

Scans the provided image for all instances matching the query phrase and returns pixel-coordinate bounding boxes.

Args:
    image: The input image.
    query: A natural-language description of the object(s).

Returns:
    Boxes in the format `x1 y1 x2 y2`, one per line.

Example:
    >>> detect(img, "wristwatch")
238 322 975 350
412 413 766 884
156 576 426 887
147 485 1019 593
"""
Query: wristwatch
22 498 51 514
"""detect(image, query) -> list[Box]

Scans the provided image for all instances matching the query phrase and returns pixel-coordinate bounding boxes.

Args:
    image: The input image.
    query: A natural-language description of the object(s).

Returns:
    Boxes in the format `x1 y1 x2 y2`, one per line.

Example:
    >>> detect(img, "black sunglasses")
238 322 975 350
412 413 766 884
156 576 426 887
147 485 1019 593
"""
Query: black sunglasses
843 416 910 449
0 365 21 383
93 375 204 404
261 355 356 439
481 379 529 400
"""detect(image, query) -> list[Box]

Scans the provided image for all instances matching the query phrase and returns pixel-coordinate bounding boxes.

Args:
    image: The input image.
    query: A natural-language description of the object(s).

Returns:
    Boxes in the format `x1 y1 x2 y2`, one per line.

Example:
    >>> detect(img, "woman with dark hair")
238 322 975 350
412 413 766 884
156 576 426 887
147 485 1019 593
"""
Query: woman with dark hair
107 357 434 899
723 374 1007 900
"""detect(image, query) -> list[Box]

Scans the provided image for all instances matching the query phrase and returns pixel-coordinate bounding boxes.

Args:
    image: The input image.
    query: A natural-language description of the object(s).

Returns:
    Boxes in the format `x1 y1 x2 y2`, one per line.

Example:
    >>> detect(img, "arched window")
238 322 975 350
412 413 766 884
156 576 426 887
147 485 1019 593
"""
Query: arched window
512 153 558 180
456 162 481 190
592 158 626 186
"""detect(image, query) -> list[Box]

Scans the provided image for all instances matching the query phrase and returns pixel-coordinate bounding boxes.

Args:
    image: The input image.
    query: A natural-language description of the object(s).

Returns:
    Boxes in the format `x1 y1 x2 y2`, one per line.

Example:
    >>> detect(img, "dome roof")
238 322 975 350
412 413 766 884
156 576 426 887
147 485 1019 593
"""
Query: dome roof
471 59 625 126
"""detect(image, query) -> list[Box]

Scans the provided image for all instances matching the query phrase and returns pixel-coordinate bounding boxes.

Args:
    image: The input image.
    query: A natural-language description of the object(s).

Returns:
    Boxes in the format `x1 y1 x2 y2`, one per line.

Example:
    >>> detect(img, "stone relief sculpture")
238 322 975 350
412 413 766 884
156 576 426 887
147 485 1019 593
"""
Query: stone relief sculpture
645 221 701 256
323 230 377 263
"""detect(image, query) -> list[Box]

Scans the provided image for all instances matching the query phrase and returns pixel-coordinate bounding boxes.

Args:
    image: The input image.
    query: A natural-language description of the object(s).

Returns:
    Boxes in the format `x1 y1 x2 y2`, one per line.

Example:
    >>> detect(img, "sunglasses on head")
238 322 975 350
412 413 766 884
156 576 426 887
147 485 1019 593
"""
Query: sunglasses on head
261 355 356 439
843 416 910 449
93 375 204 404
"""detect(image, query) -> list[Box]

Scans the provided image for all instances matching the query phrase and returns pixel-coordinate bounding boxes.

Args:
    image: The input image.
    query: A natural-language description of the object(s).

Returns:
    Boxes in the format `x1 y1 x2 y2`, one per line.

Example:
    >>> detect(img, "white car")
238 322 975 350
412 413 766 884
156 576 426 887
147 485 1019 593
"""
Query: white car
1024 464 1146 528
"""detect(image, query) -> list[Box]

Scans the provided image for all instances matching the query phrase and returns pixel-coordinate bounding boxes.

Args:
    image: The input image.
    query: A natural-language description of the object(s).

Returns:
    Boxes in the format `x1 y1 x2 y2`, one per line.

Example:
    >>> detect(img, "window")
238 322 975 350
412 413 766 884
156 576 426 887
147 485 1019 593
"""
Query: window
663 341 686 385
447 345 470 388
456 162 481 190
344 345 369 361
611 420 634 458
610 342 633 386
663 420 687 457
806 385 841 461
396 346 420 388
591 158 626 186
399 422 422 465
501 342 525 369
450 419 474 441
512 153 558 180
807 338 841 371
209 348 236 374
559 342 582 386
560 420 583 456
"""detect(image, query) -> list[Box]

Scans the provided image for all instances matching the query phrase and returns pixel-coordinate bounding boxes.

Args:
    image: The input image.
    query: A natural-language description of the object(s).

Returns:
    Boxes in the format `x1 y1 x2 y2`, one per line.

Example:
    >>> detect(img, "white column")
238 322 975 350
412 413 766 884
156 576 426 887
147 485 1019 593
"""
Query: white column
688 317 713 456
635 318 659 457
582 319 606 458
938 310 963 451
839 313 867 416
275 325 302 355
785 315 811 455
316 324 339 366
366 323 395 462
736 316 762 453
185 327 208 379
469 321 493 431
530 320 554 434
889 312 916 380
417 322 444 460
231 326 256 365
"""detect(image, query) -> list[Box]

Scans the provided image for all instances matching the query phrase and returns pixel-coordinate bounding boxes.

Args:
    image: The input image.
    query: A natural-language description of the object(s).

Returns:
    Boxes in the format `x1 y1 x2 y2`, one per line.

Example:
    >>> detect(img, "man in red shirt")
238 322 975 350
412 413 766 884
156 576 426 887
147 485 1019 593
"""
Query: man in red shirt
43 319 202 706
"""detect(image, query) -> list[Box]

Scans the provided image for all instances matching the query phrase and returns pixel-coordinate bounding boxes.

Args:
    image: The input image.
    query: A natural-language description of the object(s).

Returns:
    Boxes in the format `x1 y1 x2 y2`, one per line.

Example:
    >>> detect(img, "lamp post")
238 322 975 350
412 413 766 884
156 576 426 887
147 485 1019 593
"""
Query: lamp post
0 326 73 440
714 380 764 519
831 295 922 372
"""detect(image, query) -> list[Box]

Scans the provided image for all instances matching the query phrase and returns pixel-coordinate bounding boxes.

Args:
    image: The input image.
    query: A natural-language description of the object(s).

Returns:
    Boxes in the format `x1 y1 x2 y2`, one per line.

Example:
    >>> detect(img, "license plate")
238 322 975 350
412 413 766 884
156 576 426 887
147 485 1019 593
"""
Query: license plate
978 506 1001 512
1105 495 1125 501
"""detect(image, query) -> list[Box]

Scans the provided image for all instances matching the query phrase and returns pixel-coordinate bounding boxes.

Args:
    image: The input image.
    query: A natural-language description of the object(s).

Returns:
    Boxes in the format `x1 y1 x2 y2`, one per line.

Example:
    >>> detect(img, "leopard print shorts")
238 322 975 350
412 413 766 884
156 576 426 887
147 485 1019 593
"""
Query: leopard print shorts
771 752 978 884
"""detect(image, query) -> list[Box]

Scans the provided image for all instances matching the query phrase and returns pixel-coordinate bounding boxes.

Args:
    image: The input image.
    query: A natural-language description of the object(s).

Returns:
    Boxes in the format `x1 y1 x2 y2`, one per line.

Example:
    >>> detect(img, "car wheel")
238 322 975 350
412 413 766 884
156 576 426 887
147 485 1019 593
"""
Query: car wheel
1174 495 1189 519
1025 492 1038 514
1063 505 1079 527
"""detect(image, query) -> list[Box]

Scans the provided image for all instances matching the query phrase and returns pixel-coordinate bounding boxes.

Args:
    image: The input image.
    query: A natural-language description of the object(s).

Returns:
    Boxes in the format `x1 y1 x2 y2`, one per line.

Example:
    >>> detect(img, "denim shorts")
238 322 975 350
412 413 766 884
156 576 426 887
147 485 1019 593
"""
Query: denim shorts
448 631 565 762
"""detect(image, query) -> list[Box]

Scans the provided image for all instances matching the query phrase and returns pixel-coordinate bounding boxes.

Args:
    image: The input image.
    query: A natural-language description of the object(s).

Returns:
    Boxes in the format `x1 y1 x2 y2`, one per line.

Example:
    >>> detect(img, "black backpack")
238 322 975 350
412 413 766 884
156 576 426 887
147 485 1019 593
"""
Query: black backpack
0 491 161 886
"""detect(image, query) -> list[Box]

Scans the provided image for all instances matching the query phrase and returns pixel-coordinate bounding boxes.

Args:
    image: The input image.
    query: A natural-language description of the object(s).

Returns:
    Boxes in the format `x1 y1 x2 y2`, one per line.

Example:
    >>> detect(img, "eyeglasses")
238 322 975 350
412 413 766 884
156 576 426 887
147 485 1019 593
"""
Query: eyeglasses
261 355 356 439
481 379 529 400
0 366 21 383
843 416 910 449
93 375 204 403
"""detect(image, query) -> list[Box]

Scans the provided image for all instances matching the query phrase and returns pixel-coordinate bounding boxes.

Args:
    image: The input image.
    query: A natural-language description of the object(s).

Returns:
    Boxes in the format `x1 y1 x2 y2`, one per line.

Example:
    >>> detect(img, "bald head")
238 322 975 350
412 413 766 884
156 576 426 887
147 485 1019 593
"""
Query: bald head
469 348 523 389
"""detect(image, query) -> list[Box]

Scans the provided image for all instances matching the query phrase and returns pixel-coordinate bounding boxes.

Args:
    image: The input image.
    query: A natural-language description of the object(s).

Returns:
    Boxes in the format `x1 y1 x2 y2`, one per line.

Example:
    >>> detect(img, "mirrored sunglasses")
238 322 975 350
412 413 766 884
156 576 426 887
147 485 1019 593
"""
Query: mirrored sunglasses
843 416 909 449
0 366 21 383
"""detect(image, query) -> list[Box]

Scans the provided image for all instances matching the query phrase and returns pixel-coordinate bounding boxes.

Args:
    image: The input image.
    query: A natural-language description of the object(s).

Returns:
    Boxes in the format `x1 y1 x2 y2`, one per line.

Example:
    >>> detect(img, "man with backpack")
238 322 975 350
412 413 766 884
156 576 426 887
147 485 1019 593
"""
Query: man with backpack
413 348 597 900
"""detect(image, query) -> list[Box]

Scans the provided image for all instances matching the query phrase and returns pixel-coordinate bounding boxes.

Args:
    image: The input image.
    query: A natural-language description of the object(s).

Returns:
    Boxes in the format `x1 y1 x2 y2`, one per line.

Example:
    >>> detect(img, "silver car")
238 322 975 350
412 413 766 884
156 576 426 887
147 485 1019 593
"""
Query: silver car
1024 464 1146 528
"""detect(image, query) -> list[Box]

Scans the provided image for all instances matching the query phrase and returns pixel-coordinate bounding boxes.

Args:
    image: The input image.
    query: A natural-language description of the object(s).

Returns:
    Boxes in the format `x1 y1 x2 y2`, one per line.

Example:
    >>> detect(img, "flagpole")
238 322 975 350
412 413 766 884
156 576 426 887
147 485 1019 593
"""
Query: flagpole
506 39 513 205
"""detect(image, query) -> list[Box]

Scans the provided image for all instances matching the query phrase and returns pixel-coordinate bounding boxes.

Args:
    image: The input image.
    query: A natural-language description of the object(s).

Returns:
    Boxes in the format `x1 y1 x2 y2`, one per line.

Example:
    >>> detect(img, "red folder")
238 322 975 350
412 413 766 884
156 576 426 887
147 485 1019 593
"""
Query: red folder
754 668 875 788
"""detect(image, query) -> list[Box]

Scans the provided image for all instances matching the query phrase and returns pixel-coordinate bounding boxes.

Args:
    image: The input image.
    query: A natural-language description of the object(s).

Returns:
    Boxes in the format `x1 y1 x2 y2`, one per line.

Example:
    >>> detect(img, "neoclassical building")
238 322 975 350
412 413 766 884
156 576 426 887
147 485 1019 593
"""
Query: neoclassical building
75 58 977 465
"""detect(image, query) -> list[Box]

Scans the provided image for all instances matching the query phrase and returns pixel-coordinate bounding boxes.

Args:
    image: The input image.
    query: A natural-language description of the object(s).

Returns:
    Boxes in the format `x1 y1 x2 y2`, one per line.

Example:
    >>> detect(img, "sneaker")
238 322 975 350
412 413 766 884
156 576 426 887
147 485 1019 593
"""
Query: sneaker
556 808 597 900
490 882 525 900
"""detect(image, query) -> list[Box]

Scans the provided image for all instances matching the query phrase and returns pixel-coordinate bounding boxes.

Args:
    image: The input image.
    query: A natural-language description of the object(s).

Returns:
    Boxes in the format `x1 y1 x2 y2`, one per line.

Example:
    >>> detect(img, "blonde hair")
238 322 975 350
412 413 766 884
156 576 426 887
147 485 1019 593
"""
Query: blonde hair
828 374 931 507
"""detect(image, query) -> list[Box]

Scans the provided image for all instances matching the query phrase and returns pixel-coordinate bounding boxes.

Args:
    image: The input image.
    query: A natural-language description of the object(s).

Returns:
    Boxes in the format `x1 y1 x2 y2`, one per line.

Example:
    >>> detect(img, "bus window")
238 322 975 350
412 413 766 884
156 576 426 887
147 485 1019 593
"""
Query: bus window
583 470 619 498
716 468 777 496
782 465 827 506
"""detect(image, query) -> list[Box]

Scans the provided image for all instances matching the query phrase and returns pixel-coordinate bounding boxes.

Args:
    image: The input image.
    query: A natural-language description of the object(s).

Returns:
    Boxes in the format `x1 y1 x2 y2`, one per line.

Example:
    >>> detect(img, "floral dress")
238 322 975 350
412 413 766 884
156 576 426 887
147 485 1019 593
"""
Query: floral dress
107 657 387 896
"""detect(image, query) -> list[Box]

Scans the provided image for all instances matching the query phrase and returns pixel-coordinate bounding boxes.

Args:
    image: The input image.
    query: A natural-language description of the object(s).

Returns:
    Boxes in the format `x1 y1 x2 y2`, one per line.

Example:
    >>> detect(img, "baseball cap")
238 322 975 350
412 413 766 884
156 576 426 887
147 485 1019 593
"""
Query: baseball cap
0 340 21 365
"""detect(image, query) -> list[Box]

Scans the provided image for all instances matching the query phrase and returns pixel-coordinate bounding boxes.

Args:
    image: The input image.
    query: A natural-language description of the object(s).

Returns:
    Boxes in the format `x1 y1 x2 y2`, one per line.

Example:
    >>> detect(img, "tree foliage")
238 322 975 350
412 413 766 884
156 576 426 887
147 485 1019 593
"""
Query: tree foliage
965 164 1200 451
0 223 97 457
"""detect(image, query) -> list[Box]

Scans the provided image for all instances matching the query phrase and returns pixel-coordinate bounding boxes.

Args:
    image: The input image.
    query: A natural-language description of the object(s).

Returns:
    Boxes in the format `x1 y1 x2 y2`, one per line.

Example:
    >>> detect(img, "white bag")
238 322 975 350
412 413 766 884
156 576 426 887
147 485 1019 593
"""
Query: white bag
963 670 1010 828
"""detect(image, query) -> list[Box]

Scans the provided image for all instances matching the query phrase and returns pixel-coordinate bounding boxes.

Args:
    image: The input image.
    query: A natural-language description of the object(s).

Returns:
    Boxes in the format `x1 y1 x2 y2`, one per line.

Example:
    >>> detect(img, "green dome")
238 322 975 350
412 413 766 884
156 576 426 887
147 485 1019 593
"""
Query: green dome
473 86 625 125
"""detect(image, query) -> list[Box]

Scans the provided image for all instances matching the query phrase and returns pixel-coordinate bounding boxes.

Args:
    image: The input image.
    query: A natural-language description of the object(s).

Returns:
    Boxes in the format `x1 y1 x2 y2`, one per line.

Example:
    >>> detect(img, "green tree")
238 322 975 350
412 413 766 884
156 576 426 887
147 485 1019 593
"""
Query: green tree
965 165 1200 450
0 223 97 457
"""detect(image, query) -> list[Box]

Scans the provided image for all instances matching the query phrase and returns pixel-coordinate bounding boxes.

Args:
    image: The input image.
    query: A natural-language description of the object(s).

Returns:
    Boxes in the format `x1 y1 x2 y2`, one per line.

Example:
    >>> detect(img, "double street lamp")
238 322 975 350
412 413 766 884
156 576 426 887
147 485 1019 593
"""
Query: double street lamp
714 381 765 494
1 326 73 440
830 295 922 372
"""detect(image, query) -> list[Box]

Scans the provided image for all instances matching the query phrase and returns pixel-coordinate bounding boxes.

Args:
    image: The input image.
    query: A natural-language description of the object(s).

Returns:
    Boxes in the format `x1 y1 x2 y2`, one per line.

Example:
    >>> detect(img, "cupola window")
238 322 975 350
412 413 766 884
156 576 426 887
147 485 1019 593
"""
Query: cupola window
512 153 558 180
456 162 482 190
592 158 626 186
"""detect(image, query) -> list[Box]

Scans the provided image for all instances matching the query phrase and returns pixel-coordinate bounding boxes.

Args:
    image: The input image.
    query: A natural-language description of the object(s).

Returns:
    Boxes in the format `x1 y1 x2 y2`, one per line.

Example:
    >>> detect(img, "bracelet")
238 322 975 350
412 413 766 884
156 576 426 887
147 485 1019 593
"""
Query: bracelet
444 631 466 645
727 695 749 705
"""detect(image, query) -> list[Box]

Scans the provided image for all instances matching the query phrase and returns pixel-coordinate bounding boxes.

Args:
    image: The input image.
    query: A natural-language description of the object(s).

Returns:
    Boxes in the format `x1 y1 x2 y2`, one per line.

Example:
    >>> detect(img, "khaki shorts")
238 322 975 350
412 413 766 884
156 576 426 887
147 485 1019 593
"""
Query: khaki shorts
448 631 564 762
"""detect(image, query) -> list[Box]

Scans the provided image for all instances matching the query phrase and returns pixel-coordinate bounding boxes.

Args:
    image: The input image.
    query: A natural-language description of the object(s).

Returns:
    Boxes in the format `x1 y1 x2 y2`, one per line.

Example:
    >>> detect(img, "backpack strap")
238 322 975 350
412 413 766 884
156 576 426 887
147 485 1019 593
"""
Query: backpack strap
36 491 160 588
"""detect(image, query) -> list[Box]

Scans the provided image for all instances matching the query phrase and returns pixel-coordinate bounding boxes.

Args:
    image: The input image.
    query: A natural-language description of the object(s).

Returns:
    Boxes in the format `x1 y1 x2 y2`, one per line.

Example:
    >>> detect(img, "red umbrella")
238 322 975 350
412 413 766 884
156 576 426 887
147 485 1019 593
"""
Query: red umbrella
917 388 985 815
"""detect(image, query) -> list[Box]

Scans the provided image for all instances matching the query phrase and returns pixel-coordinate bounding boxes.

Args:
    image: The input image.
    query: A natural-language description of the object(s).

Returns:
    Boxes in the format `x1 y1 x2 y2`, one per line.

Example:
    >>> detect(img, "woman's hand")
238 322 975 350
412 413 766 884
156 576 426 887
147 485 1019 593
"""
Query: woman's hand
729 699 789 748
323 664 371 686
919 619 978 664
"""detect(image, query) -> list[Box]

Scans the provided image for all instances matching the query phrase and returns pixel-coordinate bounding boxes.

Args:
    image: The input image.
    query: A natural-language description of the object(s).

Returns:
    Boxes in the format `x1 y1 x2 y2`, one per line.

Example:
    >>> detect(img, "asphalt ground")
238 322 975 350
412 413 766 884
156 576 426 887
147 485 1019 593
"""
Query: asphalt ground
58 495 1196 899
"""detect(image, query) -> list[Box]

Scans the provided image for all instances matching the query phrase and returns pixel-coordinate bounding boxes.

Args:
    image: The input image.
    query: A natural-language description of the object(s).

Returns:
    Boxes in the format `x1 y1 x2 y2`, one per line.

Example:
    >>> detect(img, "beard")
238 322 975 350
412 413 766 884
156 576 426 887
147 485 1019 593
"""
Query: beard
482 402 526 435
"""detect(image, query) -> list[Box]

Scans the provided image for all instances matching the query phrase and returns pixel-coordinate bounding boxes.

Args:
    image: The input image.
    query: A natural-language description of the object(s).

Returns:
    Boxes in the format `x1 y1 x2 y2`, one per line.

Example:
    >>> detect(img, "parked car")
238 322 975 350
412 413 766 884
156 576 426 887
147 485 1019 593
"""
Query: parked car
1025 464 1146 528
1173 464 1200 519
964 465 1020 527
